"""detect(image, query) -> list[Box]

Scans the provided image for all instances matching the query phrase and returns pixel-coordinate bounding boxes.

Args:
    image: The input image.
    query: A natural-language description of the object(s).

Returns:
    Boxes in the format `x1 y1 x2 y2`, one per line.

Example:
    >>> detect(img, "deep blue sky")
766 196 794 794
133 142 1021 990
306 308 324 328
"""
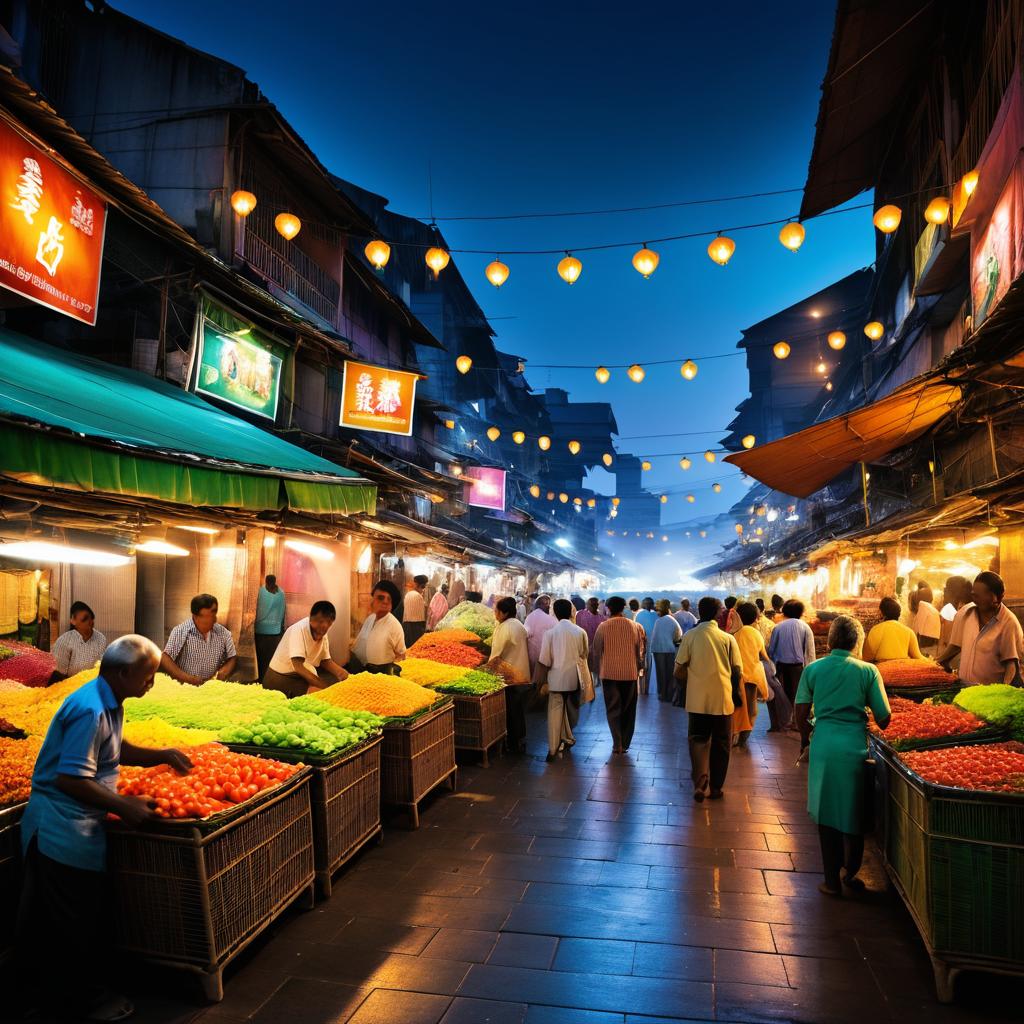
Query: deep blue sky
121 0 872 539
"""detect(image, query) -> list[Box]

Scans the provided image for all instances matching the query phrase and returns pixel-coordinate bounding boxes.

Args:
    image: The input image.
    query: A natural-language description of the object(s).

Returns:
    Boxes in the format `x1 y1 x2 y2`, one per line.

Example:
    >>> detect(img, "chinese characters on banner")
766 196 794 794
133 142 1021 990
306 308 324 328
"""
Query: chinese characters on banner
340 360 418 436
0 118 107 325
464 466 506 512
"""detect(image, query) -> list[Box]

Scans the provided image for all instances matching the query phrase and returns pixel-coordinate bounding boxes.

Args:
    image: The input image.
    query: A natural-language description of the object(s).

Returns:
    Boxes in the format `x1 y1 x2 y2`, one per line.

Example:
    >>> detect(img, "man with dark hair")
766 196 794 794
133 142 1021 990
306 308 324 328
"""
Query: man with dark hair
938 570 1023 685
673 598 697 635
626 598 640 621
491 595 531 752
403 574 429 647
352 583 406 674
51 600 107 680
161 593 237 685
539 598 588 760
264 601 348 696
675 597 742 801
254 574 286 682
770 594 784 622
767 599 814 717
862 597 925 663
593 596 646 754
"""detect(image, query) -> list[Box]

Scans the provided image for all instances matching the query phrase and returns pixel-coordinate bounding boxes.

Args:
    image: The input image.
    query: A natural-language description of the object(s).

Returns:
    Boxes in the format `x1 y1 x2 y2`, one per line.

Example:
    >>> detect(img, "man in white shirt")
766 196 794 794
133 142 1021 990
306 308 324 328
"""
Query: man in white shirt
353 581 406 674
524 594 555 673
402 575 428 647
261 601 348 697
539 599 588 761
51 601 108 680
489 596 532 754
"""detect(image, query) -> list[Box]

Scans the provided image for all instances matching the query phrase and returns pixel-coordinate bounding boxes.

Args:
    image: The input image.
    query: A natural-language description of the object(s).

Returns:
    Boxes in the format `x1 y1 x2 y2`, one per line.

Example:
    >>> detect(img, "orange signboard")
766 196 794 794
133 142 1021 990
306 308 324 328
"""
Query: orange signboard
340 360 419 436
0 118 107 325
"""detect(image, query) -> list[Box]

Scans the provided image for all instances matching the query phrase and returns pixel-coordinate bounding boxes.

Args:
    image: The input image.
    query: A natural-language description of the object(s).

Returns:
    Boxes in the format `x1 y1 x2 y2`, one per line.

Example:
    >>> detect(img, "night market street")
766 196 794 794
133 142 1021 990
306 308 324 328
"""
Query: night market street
118 697 1017 1024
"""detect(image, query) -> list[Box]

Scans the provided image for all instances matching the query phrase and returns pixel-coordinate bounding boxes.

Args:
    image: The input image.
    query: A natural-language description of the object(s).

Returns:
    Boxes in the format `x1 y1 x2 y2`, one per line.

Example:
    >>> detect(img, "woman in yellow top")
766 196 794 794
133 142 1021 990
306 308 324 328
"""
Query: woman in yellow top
862 597 925 663
732 602 772 746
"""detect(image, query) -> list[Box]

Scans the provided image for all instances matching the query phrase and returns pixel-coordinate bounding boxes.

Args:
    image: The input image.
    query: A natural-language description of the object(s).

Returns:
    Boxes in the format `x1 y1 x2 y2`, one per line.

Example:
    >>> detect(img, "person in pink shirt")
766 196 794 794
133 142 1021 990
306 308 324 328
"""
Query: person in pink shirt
427 583 449 630
575 597 607 679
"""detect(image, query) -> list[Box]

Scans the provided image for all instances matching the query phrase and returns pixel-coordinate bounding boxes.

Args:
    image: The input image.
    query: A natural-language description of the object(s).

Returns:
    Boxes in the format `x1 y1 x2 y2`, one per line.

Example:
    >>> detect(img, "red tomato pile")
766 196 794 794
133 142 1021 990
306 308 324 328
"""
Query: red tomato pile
871 696 988 746
900 741 1024 793
117 743 301 819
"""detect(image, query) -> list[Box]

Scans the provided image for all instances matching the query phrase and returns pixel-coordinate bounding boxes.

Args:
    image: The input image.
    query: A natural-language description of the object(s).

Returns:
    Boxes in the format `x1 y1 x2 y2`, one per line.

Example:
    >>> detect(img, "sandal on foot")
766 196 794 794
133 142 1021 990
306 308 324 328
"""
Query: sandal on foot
817 882 842 897
842 874 866 892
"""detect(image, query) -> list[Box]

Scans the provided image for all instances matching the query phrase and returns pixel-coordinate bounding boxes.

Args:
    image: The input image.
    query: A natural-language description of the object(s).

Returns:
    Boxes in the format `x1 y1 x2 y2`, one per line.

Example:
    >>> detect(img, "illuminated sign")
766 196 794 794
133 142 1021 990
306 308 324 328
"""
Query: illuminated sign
340 360 418 436
971 156 1024 328
0 118 107 325
464 466 506 511
195 319 283 420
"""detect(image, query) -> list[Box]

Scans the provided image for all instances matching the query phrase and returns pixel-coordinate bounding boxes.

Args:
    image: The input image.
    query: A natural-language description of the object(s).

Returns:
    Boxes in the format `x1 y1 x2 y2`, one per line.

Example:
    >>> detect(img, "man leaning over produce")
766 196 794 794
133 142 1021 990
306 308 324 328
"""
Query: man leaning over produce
262 601 349 697
16 634 192 1022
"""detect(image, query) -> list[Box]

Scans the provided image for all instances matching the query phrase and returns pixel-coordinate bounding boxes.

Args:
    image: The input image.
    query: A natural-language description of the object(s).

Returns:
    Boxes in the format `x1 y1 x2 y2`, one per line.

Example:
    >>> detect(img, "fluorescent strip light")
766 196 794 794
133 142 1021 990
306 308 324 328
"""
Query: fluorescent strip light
136 540 190 557
176 525 219 535
284 538 335 561
0 541 131 567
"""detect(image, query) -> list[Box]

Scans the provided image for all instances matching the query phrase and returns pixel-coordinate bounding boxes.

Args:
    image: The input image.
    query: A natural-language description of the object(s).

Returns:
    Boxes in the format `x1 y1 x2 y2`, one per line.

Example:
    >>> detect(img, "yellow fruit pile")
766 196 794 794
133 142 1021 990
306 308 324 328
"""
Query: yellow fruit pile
0 665 98 737
398 658 471 688
123 719 219 748
0 735 42 807
313 673 437 718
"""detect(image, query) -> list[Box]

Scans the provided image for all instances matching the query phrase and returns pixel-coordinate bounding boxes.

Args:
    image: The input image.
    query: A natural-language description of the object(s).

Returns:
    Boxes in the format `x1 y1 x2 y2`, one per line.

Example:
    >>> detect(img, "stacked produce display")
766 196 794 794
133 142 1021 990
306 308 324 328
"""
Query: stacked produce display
312 673 441 719
896 741 1024 793
435 601 496 642
953 684 1024 740
869 696 997 750
876 658 957 697
220 702 383 757
0 639 56 688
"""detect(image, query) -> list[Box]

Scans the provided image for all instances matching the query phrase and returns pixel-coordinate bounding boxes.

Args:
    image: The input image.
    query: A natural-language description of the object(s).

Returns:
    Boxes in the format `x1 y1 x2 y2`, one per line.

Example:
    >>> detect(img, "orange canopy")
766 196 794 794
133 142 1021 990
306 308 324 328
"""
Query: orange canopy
724 379 962 498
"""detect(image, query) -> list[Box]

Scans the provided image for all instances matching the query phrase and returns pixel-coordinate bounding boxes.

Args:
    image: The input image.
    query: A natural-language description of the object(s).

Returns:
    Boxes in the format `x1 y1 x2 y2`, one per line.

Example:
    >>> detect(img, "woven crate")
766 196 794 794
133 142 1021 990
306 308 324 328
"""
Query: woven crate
381 703 456 828
452 689 507 766
107 769 314 1002
0 802 25 968
873 743 1024 1001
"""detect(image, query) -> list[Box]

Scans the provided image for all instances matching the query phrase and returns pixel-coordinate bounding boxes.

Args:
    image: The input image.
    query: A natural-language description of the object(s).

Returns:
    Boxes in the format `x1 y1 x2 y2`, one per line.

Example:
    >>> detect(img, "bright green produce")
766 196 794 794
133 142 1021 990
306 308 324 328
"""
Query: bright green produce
289 696 384 732
436 601 495 643
219 702 381 756
954 684 1024 741
125 675 285 730
430 669 505 695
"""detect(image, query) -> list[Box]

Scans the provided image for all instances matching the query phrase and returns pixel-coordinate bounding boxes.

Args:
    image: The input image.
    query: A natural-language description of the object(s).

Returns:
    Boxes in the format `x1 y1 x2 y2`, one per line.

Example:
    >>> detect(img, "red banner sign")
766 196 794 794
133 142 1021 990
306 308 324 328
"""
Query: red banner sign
0 118 107 325
464 466 506 511
340 360 418 436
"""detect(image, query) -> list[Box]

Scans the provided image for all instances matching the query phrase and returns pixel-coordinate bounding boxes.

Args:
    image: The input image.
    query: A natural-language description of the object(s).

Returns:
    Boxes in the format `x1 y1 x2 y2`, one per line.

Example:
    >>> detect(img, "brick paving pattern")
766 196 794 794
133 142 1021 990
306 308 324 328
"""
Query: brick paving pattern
126 695 1020 1024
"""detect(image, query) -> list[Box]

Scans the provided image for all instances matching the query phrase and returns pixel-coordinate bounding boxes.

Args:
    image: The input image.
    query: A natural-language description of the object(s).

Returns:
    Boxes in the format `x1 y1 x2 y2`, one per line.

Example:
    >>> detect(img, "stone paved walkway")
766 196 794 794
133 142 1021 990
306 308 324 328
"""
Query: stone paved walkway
127 694 1020 1024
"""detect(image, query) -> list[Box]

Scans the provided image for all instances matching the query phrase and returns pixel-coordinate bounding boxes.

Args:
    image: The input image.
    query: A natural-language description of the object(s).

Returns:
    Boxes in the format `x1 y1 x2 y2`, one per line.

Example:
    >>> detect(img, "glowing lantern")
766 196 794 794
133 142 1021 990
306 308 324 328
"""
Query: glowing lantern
546 491 555 500
529 484 541 498
595 365 611 384
568 440 581 455
450 464 463 477
611 497 620 507
686 494 695 503
573 497 583 506
680 457 691 470
825 380 833 392
816 360 827 374
864 321 884 341
925 197 950 225
632 246 659 278
485 259 510 288
443 418 455 429
425 246 450 278
778 222 805 252
757 505 767 516
707 234 735 266
586 498 596 508
274 213 301 240
756 527 764 536
873 205 902 233
602 453 613 467
704 450 716 463
486 426 501 442
230 190 257 216
641 460 652 471
662 535 669 542
827 331 846 351
537 435 551 451
699 530 707 537
559 492 569 504
680 359 698 381
365 239 391 270
660 494 668 504
962 170 979 196
627 364 646 383
557 254 582 284
713 482 722 493
735 523 743 535
512 430 526 445
773 341 791 360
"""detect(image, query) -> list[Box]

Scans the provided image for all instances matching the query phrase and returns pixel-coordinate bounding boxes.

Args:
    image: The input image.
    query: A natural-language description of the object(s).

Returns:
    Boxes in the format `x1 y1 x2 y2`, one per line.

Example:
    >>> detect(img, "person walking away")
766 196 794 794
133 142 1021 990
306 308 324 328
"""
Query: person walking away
770 593 785 622
673 598 697 635
862 597 926 663
937 571 1024 685
575 597 607 684
17 635 192 1022
625 598 640 621
254 575 286 682
593 597 645 754
427 583 449 630
51 601 108 680
352 581 406 674
490 597 532 753
795 615 891 896
402 575 428 647
539 599 588 761
733 602 771 746
767 600 815 718
515 592 529 622
161 593 237 685
634 598 658 695
525 595 556 676
263 601 348 696
909 582 941 654
722 596 742 634
674 597 742 801
650 599 682 702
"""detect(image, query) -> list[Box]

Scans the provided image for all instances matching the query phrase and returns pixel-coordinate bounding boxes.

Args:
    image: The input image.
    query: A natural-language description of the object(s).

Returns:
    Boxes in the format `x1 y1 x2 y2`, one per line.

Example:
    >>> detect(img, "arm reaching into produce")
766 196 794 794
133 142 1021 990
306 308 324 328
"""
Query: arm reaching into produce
215 656 238 681
159 651 202 686
56 774 159 827
119 741 192 774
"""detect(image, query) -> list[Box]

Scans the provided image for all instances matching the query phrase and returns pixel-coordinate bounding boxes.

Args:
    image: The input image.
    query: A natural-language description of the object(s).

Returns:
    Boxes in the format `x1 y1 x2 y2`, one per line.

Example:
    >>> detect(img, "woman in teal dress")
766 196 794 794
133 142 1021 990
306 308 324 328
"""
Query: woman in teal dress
795 615 891 896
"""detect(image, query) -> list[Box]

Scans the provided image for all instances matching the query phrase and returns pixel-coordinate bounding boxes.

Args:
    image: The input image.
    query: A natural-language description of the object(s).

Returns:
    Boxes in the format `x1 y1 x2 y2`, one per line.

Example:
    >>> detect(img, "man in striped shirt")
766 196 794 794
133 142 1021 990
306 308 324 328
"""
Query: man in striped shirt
160 593 237 686
592 596 646 754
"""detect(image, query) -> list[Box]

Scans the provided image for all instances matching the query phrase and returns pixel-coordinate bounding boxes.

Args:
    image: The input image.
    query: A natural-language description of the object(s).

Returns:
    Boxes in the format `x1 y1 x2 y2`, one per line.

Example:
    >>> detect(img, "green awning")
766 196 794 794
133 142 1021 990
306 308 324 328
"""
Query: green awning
0 328 376 514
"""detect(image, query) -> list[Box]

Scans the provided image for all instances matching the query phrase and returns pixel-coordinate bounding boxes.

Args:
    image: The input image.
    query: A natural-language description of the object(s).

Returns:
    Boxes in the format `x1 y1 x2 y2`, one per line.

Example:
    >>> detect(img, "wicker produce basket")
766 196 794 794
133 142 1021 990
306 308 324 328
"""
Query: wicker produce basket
871 741 1024 1002
452 689 507 766
381 702 456 829
107 768 315 1002
0 801 26 968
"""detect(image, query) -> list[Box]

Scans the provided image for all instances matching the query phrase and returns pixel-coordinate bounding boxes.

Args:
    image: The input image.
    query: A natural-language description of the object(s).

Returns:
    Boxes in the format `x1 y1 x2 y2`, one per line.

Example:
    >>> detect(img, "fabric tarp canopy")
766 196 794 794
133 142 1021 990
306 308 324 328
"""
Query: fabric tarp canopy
724 379 962 498
0 328 375 514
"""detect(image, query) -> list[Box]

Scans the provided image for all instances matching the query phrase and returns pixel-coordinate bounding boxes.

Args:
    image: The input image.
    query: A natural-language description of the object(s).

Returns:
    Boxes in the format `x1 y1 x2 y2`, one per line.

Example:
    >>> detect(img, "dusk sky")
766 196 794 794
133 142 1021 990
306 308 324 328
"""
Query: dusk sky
121 0 874 530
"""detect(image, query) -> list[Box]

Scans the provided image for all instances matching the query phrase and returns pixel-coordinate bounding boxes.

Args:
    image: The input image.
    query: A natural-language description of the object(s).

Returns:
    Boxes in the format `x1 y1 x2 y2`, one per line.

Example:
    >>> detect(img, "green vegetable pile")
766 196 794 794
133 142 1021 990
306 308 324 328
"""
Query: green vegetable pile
430 669 505 695
436 601 495 643
0 645 13 660
954 684 1024 741
219 701 382 756
125 676 286 730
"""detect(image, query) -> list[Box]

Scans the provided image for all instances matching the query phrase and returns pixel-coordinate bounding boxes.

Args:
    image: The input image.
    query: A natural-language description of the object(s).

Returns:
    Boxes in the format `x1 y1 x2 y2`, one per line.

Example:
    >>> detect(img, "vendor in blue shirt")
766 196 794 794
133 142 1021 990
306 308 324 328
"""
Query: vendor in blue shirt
17 634 191 1023
254 573 287 681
